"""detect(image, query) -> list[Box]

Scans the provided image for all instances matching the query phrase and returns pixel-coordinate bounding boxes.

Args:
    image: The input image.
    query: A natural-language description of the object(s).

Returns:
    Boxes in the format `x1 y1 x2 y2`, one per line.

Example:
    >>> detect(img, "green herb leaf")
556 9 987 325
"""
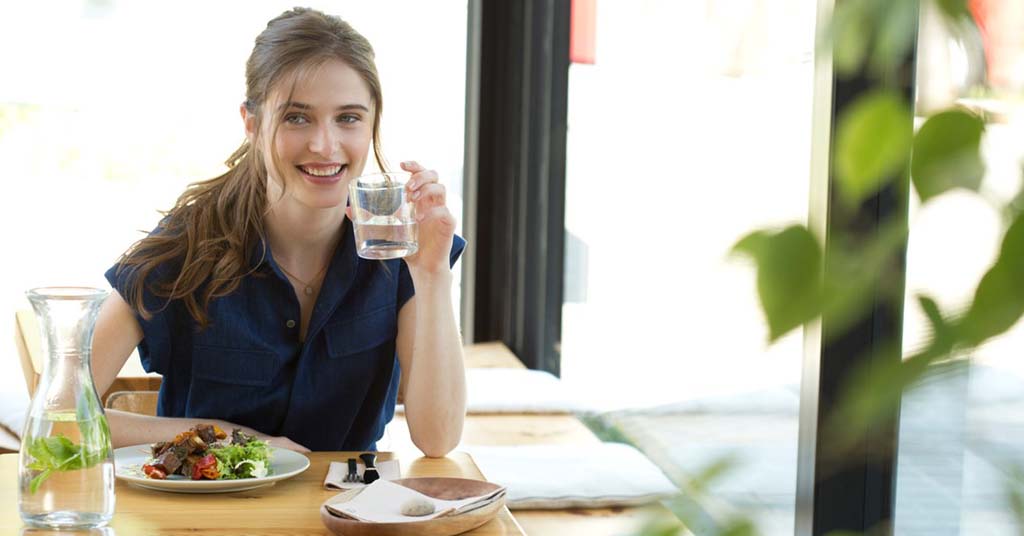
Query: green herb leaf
835 90 913 206
911 109 986 202
24 431 110 494
29 469 52 495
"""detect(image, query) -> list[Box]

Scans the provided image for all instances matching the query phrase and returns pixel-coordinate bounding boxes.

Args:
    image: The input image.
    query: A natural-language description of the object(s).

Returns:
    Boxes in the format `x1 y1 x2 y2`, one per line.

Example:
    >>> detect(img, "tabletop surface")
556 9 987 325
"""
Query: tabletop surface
0 451 525 535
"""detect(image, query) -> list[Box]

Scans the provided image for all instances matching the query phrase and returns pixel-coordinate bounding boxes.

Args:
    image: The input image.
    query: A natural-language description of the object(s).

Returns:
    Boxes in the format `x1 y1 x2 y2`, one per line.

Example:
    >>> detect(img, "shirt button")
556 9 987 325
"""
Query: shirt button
286 319 296 329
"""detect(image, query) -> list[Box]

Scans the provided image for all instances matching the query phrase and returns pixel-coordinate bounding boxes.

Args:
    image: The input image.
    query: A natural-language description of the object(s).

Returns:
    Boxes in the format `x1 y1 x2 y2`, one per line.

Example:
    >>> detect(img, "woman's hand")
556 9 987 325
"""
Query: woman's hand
398 160 456 277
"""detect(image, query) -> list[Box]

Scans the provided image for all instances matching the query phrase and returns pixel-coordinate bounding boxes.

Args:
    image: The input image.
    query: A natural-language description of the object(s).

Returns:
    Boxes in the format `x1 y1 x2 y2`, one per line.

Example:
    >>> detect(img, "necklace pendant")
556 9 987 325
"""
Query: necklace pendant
304 286 314 296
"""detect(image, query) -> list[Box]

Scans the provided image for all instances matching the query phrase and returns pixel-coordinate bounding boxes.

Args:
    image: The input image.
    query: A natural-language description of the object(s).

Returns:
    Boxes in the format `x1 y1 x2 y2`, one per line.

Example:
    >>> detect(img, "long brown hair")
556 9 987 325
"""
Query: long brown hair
117 7 386 327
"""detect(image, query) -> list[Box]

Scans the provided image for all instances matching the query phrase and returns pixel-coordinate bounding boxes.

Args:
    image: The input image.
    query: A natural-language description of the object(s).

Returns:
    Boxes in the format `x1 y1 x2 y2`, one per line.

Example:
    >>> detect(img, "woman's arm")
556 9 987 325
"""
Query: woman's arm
105 410 309 452
396 280 466 458
392 160 467 458
92 291 309 452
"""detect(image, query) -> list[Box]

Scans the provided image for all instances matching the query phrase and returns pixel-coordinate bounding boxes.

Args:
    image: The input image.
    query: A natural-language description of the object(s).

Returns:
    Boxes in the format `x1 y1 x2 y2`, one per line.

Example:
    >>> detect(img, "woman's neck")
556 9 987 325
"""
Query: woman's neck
264 197 346 273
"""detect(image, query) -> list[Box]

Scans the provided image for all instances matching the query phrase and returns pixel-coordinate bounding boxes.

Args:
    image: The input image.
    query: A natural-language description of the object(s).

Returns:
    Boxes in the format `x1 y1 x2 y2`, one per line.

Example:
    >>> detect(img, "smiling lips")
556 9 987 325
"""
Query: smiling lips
297 163 346 183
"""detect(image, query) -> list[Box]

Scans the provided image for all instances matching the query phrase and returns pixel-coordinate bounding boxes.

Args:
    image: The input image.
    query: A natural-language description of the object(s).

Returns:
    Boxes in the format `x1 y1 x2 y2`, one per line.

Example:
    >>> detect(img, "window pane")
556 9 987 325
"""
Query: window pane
896 2 1024 534
562 1 817 531
0 1 466 396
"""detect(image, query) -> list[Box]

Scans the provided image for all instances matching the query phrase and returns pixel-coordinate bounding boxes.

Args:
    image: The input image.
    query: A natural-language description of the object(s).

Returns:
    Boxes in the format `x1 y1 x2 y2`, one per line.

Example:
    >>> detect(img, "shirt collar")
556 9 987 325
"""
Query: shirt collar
247 221 362 336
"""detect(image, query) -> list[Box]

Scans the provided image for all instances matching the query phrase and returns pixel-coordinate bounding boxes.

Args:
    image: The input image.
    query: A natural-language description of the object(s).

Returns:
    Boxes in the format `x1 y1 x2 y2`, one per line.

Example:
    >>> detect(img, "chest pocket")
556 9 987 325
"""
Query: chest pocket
324 305 397 359
192 346 279 386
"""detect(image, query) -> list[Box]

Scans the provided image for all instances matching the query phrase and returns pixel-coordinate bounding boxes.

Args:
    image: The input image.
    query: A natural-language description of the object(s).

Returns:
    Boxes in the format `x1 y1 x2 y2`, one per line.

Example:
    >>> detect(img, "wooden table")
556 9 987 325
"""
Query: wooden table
385 415 684 536
0 451 524 535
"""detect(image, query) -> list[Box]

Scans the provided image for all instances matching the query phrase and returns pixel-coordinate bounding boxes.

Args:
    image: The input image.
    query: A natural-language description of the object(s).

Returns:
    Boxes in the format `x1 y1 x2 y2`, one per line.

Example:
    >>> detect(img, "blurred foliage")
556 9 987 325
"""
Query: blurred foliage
911 109 986 201
637 454 761 536
726 0 1023 533
829 0 921 78
731 226 822 341
835 90 914 206
578 412 640 445
640 0 1008 533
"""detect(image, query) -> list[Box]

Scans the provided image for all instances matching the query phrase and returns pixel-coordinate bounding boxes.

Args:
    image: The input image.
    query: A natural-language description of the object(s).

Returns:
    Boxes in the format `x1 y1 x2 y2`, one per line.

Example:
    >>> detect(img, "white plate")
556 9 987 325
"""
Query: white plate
114 444 310 493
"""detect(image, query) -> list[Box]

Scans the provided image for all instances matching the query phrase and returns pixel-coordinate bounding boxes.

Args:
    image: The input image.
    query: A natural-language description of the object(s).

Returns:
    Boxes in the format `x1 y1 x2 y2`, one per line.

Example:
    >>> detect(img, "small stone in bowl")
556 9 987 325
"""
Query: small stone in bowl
400 497 436 516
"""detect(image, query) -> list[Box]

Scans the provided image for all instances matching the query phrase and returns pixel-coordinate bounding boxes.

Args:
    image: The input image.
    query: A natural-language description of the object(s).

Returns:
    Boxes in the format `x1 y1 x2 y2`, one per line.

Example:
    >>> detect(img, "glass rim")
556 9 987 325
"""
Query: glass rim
350 171 412 190
26 286 109 301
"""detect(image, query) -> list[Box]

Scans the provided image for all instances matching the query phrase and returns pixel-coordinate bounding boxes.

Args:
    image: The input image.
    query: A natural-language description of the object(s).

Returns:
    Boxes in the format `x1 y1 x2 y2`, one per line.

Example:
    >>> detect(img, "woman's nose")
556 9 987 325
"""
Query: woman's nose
308 125 339 156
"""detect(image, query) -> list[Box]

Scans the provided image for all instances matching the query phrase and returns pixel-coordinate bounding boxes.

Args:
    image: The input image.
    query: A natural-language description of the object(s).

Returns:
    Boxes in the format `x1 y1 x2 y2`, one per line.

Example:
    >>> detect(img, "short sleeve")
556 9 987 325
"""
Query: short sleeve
104 262 177 375
397 234 467 311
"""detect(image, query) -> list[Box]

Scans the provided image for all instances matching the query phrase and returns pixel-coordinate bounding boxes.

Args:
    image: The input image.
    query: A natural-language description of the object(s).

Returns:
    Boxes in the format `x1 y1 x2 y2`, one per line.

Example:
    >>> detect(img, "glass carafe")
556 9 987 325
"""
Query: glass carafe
18 287 115 529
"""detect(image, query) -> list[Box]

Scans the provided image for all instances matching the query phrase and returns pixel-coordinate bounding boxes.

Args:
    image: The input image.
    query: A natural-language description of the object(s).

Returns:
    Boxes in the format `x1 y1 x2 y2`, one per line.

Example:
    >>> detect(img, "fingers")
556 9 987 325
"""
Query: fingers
400 161 438 192
400 160 424 173
416 205 457 233
411 182 446 206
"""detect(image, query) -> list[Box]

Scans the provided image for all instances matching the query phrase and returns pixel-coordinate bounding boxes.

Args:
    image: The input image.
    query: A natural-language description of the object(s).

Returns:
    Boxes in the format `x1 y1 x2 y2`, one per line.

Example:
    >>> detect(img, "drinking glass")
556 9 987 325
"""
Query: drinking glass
348 172 418 259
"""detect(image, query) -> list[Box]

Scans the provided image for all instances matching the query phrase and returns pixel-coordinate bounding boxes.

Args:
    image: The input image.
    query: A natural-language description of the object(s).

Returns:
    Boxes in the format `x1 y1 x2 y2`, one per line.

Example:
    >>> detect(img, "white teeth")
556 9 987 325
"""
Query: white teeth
300 165 342 177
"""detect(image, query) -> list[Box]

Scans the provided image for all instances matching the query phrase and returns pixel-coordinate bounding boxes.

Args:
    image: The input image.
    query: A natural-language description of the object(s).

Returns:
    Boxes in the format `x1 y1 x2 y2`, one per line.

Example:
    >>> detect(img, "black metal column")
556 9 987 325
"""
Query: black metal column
810 5 919 534
467 0 569 375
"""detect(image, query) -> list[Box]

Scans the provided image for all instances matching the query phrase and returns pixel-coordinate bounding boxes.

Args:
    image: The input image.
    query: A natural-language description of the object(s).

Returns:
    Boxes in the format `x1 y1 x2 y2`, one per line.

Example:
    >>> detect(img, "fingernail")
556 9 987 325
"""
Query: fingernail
402 160 414 167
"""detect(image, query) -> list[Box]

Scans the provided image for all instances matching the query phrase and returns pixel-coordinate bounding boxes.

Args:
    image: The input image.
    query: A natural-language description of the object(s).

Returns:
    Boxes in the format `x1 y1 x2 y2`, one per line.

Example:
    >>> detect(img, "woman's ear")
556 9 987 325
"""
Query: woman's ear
240 103 257 143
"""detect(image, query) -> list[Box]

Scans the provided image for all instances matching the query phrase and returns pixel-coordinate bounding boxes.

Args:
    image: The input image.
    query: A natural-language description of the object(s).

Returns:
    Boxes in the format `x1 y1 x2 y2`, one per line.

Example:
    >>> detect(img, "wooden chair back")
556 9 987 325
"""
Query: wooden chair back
15 308 162 405
15 309 42 397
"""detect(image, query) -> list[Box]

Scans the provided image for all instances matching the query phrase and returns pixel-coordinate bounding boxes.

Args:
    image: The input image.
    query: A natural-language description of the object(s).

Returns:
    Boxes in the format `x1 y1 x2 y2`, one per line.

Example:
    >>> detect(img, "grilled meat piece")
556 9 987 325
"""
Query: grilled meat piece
150 441 171 458
195 423 219 444
152 444 188 475
232 428 257 445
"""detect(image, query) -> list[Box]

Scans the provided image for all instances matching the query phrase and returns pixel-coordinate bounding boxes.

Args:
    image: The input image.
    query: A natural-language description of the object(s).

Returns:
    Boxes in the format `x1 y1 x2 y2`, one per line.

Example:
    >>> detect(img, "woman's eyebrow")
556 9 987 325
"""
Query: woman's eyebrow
278 101 370 112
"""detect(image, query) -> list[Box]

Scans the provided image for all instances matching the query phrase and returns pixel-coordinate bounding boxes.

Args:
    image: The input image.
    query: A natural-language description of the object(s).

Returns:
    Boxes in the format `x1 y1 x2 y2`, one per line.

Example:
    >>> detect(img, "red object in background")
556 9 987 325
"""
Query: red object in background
968 0 1024 90
570 0 596 64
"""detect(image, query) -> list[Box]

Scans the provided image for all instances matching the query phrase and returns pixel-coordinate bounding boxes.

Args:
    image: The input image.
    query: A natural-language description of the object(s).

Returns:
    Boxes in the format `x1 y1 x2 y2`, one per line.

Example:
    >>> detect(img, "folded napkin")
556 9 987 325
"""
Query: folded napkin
325 479 507 523
466 442 679 509
323 459 402 490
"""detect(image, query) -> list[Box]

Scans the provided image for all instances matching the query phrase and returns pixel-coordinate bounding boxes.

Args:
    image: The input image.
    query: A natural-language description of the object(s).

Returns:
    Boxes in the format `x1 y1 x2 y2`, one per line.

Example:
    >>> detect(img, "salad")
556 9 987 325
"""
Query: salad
141 424 272 481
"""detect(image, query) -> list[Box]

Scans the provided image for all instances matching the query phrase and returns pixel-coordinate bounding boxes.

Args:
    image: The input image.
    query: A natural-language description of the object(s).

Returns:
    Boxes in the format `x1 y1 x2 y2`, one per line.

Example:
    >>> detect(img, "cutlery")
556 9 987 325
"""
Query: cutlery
359 452 379 484
344 458 358 483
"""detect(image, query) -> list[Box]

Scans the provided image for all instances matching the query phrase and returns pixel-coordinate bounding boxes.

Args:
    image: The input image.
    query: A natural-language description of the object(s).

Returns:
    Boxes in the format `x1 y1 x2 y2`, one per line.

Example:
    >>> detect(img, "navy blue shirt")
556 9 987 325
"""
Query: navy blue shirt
105 225 465 451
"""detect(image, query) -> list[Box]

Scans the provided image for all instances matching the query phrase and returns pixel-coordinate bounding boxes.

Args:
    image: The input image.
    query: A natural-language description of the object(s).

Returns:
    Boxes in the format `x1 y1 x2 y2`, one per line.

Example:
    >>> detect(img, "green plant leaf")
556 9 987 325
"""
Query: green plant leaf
689 455 738 492
731 226 822 341
935 0 971 21
835 91 913 206
916 294 956 355
870 0 920 77
911 109 986 202
830 1 871 76
820 220 909 338
957 212 1024 346
719 519 758 536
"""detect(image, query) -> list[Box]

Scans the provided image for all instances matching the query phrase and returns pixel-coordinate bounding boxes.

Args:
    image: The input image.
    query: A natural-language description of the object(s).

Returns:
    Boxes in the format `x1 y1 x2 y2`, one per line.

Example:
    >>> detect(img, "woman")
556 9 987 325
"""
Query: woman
91 7 466 456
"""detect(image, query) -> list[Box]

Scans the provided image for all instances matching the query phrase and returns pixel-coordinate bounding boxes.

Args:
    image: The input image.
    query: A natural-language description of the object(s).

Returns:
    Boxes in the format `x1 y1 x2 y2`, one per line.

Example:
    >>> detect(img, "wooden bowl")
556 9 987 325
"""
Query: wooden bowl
320 477 505 536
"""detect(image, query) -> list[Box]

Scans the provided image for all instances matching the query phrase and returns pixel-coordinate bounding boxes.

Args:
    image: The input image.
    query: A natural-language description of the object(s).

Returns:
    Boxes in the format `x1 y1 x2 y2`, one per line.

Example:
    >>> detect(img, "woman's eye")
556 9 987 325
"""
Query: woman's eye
284 114 308 125
337 114 360 124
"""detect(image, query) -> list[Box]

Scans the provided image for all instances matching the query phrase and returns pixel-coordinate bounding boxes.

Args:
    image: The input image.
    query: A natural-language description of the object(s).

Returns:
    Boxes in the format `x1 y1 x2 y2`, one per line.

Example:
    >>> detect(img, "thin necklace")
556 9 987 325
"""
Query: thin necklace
277 262 329 296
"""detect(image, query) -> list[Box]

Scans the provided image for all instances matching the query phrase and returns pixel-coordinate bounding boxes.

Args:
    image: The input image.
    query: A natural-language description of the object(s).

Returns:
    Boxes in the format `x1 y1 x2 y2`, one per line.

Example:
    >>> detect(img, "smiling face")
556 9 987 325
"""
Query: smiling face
246 59 375 210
